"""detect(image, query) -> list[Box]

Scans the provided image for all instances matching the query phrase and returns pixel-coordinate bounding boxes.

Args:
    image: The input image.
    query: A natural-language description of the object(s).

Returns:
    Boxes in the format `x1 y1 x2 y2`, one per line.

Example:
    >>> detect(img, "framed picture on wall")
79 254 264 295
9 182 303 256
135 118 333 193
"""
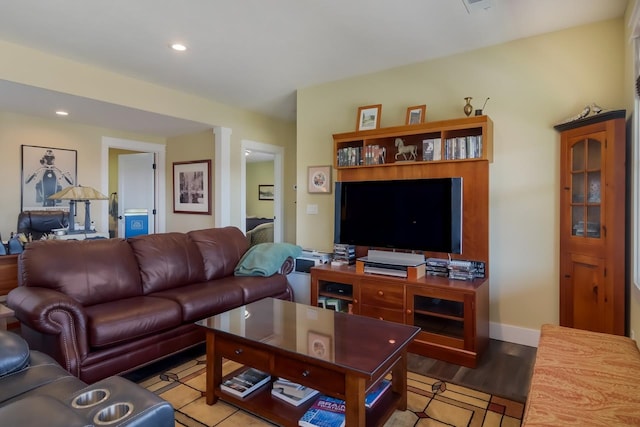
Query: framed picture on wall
173 160 211 214
21 145 77 212
259 185 274 200
308 165 332 193
405 105 426 125
356 104 382 131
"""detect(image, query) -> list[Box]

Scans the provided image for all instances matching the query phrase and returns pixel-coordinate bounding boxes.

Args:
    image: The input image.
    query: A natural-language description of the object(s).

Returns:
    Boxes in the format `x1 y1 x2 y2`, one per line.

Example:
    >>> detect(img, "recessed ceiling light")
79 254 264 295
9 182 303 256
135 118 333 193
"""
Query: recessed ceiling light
55 110 69 116
171 43 187 51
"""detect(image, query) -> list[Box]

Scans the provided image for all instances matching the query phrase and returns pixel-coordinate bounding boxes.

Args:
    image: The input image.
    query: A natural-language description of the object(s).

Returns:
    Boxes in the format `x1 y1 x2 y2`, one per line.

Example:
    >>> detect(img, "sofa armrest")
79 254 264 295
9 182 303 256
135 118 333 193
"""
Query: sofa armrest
7 286 89 376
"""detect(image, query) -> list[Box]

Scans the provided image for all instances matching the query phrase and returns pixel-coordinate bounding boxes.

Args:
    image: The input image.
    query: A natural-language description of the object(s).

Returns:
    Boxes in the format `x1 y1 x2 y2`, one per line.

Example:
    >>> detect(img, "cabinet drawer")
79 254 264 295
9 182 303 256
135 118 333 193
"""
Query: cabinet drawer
274 355 345 395
360 281 404 309
216 338 271 372
360 305 405 323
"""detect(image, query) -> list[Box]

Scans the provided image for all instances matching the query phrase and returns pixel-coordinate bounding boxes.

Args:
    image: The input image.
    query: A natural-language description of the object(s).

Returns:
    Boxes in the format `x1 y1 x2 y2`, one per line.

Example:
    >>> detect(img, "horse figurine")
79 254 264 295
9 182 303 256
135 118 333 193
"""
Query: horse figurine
394 138 417 161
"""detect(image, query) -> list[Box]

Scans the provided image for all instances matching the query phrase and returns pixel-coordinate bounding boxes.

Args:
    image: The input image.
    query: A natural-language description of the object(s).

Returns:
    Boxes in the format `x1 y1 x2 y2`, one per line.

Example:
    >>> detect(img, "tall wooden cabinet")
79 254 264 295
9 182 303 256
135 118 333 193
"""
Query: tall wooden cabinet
555 110 626 335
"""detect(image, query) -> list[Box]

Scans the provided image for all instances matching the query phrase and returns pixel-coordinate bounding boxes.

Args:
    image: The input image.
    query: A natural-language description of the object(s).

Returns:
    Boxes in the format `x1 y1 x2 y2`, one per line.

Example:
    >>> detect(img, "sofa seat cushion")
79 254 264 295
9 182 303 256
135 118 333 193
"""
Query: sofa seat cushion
128 233 206 294
231 275 290 304
150 280 244 322
85 296 182 348
0 364 78 406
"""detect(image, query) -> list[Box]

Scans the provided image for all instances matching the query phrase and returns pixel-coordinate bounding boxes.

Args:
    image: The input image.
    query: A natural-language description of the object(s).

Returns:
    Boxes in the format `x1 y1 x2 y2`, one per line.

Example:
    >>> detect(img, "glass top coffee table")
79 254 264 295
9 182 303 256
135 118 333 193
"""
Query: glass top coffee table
196 297 420 427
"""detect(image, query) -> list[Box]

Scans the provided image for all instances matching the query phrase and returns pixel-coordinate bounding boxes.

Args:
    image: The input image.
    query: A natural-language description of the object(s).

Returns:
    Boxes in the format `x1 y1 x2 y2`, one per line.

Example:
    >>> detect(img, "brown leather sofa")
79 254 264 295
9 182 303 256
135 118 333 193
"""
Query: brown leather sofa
7 227 294 384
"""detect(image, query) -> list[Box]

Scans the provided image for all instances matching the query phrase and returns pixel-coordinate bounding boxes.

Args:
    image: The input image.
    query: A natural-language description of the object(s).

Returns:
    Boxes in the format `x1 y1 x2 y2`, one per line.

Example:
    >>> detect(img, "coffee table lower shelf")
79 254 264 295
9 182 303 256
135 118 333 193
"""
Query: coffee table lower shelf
215 381 400 427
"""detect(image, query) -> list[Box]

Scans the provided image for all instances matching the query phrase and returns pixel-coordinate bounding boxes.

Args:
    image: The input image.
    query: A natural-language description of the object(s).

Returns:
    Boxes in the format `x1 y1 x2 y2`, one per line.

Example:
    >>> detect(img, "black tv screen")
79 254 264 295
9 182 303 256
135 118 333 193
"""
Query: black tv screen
334 178 463 254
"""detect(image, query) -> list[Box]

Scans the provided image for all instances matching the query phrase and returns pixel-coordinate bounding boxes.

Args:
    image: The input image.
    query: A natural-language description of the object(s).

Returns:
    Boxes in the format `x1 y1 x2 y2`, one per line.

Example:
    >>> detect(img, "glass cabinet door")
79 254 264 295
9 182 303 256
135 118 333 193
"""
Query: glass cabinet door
570 137 601 239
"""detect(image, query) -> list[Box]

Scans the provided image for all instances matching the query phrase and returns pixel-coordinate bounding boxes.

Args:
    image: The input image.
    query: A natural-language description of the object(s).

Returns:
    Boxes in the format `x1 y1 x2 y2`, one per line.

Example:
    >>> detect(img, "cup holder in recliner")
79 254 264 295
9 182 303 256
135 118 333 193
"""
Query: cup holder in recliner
71 388 110 408
93 402 134 425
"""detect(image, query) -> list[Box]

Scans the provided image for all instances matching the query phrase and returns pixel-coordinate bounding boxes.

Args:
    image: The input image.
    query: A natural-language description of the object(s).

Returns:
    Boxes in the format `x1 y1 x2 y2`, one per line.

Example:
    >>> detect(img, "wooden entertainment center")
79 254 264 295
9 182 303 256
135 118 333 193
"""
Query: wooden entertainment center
311 115 493 367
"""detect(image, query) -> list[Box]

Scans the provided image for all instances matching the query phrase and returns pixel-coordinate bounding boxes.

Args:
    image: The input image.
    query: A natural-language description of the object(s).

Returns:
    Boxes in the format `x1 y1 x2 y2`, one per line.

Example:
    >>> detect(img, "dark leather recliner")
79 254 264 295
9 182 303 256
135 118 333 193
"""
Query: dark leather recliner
17 210 69 240
0 330 174 427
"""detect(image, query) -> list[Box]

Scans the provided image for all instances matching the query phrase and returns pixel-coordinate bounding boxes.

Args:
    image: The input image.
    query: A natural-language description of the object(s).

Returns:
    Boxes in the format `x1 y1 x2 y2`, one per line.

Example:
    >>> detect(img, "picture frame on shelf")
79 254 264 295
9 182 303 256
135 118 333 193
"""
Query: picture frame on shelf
258 184 274 200
356 104 382 131
307 331 332 361
21 145 77 212
173 159 211 214
405 105 426 125
308 165 332 194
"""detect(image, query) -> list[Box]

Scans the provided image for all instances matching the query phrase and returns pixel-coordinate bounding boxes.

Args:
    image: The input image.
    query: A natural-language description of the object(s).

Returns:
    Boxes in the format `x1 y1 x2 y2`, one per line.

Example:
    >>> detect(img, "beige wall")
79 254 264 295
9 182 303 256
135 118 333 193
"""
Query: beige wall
0 111 164 237
165 130 215 233
0 39 297 242
247 161 275 219
297 19 630 339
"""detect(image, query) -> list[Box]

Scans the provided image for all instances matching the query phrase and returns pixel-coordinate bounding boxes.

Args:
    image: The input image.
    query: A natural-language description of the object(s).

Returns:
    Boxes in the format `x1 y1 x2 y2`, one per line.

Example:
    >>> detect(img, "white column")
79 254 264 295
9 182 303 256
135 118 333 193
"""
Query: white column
214 126 232 227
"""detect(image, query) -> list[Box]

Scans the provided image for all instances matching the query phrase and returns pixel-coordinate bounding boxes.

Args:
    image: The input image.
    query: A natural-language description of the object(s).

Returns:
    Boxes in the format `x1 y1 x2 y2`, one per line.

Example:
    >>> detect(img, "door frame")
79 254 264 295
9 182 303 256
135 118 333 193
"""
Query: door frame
240 139 283 242
100 137 166 234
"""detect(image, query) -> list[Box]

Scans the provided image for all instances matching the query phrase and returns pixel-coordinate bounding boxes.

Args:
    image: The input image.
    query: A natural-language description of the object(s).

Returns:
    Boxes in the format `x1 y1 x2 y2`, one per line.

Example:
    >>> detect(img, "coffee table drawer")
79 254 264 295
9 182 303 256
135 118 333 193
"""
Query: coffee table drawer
274 355 345 394
216 338 271 372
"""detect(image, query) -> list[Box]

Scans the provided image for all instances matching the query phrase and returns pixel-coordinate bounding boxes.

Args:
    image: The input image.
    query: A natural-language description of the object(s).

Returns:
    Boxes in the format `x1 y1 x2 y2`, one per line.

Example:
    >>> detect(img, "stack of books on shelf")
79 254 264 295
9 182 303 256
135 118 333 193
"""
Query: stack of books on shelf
271 378 319 406
426 258 486 280
337 147 362 167
426 257 449 277
298 380 391 426
447 259 477 281
362 145 386 165
364 379 391 408
333 244 355 265
298 395 345 427
443 135 483 160
422 138 442 161
318 296 346 312
220 367 271 398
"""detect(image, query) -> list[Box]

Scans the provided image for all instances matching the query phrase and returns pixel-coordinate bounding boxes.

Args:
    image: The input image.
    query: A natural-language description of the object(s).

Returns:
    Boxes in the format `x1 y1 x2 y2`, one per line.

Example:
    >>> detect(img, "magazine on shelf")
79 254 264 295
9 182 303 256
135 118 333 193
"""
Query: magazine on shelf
220 367 271 398
298 395 345 427
365 379 391 408
271 379 319 406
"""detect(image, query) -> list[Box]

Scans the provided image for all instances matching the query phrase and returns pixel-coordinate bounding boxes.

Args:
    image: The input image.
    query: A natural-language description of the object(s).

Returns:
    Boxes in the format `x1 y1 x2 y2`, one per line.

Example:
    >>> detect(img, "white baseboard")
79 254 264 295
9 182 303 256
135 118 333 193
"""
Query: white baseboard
490 322 541 348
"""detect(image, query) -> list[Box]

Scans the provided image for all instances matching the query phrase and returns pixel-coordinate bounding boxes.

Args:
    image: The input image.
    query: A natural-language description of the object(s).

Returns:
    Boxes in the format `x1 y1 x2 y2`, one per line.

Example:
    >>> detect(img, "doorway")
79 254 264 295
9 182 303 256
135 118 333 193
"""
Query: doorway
100 137 166 236
240 140 283 242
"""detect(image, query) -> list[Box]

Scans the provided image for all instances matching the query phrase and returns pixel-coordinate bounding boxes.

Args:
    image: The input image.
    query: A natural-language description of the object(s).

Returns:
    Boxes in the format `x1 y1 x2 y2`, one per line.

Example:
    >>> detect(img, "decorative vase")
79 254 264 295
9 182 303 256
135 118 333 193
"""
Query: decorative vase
463 97 473 117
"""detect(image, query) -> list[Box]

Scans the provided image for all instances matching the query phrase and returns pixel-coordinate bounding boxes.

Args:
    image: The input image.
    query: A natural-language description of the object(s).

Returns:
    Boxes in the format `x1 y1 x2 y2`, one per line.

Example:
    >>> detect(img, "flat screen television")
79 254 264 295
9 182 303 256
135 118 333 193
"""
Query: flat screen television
334 177 463 254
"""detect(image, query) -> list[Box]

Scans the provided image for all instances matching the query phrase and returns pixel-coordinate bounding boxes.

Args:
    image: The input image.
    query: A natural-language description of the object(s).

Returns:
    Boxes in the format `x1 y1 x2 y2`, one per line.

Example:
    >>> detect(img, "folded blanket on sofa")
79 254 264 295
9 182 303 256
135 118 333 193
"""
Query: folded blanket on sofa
234 242 302 277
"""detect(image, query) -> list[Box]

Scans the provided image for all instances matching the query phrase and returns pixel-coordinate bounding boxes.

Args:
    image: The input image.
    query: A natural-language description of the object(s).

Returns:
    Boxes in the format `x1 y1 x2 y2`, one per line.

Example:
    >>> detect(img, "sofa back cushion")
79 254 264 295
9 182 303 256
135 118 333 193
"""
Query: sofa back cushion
188 227 249 280
18 238 142 306
128 232 205 294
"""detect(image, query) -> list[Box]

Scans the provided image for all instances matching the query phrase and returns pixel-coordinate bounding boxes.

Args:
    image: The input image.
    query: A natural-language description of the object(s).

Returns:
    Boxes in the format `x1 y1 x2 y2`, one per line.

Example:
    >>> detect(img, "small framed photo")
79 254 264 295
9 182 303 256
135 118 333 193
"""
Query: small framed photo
308 331 332 361
405 105 426 125
356 104 382 131
173 160 211 214
308 165 332 194
258 184 274 200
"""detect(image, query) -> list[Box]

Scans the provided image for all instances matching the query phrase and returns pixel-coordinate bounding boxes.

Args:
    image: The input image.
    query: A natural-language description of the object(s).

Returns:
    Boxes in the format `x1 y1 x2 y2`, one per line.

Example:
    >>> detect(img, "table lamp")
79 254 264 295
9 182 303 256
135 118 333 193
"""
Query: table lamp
48 185 108 234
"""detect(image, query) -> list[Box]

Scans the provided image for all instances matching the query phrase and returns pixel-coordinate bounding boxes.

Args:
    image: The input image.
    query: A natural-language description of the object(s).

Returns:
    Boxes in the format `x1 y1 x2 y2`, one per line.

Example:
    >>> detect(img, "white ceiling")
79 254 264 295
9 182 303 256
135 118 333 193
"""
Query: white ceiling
0 0 630 136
